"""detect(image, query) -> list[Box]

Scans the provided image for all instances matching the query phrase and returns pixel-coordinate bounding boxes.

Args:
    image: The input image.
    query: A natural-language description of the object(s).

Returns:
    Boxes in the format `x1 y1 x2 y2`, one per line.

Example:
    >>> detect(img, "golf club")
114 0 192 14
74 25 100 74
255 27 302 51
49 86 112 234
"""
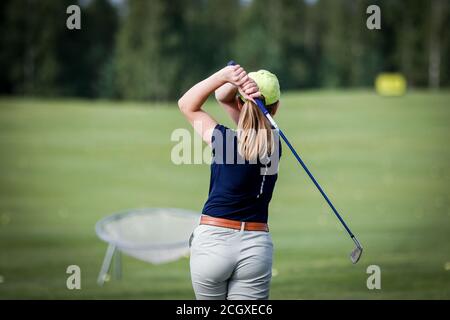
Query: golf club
228 60 363 264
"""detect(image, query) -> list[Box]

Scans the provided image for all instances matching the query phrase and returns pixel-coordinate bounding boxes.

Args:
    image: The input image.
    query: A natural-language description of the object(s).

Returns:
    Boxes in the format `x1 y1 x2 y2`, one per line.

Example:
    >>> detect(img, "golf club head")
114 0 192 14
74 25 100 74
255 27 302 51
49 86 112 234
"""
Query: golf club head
350 236 363 264
350 246 363 264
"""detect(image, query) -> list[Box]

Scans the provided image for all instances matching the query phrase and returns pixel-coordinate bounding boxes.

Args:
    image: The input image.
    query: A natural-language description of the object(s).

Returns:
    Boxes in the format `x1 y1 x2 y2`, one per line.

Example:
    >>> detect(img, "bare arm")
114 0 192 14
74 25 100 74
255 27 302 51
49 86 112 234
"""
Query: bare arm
215 83 240 124
178 65 248 144
215 75 261 125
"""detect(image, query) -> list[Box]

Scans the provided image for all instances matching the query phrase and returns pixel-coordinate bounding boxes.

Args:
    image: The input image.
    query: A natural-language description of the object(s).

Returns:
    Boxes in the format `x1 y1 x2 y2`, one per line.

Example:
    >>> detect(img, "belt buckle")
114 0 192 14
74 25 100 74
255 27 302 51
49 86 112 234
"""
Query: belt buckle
240 222 246 231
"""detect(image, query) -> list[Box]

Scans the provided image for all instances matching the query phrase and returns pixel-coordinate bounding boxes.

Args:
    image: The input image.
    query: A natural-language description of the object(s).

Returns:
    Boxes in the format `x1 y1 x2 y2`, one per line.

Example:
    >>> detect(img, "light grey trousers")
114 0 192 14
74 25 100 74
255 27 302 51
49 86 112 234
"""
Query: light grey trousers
189 223 273 300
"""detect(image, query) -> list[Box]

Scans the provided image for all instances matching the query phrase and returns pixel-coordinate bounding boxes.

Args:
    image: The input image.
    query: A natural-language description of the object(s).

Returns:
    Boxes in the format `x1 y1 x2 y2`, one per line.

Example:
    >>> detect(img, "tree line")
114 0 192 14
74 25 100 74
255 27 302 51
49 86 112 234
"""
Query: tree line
0 0 448 101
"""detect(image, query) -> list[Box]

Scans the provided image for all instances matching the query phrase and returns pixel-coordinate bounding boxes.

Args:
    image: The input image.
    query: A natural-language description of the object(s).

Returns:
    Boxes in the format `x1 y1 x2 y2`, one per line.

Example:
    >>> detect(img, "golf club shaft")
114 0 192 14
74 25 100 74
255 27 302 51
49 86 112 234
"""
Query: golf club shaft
227 60 357 240
255 99 355 238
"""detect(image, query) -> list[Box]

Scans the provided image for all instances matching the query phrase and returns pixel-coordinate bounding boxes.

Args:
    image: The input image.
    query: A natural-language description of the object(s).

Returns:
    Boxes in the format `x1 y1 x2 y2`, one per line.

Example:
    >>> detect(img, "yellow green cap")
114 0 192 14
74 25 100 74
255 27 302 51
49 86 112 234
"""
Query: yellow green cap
248 69 280 105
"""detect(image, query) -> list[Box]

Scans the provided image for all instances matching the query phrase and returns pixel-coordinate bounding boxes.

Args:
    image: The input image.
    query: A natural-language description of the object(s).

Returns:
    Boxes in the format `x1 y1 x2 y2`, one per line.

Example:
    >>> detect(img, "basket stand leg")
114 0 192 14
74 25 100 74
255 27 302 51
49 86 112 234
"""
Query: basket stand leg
97 243 116 286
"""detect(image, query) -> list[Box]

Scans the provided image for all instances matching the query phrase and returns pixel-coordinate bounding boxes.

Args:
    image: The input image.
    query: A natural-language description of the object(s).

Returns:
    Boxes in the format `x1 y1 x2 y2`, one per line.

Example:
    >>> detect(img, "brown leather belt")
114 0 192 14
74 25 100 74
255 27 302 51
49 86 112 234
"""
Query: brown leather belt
200 215 269 232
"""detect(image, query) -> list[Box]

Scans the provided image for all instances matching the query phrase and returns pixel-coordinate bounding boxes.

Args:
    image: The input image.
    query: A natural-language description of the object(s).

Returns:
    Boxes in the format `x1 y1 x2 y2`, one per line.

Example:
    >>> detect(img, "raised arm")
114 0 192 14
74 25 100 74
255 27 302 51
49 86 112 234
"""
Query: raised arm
178 65 249 144
215 83 240 124
215 74 261 125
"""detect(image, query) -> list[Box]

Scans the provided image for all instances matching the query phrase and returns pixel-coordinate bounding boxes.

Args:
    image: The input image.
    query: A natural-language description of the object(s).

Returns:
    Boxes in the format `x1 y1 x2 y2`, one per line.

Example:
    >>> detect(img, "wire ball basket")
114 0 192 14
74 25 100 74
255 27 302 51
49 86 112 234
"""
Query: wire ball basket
95 208 200 285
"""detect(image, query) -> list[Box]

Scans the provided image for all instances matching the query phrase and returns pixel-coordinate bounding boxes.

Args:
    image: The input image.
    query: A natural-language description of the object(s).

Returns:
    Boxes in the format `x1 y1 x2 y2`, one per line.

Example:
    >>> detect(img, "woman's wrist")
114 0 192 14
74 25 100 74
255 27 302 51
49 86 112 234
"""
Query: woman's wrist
215 82 238 102
214 67 230 85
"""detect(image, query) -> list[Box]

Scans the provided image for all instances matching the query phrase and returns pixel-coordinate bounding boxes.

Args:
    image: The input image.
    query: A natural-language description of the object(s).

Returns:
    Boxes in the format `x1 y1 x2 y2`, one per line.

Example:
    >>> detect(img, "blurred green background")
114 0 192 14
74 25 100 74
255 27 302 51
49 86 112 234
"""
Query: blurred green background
1 0 449 98
0 0 449 299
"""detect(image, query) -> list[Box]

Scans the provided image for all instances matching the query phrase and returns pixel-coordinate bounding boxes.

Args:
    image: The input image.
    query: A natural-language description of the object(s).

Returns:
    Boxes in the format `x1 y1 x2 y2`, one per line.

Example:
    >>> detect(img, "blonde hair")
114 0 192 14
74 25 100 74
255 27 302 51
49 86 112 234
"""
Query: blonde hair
237 100 276 161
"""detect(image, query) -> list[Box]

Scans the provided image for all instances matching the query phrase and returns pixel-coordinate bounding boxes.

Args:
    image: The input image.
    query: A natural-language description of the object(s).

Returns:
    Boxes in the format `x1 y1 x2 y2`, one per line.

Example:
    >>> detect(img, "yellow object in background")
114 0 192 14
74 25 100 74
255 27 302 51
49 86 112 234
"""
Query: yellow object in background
375 73 407 96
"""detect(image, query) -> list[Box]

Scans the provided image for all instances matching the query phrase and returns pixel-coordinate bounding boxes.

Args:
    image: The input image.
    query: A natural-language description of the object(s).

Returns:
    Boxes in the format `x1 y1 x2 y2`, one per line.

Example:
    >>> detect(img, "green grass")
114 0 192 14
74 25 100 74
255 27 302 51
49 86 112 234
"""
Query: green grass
0 90 449 299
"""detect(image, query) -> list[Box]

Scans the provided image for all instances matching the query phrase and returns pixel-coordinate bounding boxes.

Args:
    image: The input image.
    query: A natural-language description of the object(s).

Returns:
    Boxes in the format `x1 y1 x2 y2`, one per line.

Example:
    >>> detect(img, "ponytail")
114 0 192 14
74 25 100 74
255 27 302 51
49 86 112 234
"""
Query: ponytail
237 100 275 161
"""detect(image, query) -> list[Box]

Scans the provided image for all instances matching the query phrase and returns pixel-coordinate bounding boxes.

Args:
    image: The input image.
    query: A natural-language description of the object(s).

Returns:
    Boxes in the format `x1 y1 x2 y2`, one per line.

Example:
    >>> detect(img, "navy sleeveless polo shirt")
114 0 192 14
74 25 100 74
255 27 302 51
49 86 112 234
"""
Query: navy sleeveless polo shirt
202 124 281 223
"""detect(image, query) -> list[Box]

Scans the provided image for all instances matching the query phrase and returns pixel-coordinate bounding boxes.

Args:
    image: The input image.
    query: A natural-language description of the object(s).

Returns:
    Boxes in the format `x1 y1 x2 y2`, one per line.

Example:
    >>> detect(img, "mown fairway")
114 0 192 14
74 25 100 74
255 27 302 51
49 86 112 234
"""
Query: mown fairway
0 91 449 299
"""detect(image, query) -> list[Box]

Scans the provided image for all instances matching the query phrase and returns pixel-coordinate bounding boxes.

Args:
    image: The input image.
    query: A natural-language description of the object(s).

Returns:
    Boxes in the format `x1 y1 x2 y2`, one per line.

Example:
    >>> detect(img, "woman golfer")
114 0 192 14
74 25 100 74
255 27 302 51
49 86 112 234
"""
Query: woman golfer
178 64 281 300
